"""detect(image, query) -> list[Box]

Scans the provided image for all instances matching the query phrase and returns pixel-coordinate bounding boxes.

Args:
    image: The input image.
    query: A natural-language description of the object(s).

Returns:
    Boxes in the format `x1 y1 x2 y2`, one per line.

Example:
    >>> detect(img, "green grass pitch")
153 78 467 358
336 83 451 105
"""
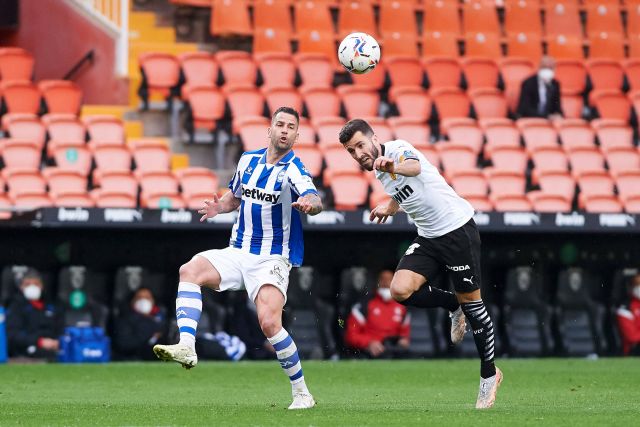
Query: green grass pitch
1 359 638 426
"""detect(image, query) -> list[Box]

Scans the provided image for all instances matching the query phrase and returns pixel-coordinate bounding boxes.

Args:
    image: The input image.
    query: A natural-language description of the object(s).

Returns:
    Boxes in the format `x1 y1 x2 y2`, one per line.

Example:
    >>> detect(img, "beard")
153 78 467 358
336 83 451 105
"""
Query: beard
362 144 379 171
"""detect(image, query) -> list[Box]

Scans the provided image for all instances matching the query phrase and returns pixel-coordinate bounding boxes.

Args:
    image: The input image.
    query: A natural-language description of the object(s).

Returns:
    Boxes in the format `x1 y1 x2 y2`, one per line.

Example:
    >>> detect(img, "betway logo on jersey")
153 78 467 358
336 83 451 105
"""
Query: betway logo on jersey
242 186 281 204
392 185 414 203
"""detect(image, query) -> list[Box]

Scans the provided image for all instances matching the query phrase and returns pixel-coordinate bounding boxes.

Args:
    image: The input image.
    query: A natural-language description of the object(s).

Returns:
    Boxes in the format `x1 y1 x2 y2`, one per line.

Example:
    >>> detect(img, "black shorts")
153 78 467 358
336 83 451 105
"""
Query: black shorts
396 219 481 293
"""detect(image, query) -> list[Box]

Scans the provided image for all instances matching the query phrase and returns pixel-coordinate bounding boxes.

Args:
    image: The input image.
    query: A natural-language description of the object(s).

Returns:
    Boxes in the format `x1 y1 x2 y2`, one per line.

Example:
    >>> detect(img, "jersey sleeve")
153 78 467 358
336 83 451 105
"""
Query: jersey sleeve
392 140 420 163
288 157 318 197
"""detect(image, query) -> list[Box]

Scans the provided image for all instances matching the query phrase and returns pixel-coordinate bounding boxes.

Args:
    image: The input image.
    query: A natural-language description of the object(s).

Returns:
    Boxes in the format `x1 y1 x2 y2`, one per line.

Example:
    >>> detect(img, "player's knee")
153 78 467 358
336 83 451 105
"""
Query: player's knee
258 314 281 338
179 260 204 285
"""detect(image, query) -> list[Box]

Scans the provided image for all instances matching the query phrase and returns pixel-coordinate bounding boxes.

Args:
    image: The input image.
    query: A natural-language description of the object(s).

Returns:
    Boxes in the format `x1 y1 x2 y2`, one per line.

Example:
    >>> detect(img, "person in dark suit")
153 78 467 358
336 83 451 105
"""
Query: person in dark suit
517 56 563 120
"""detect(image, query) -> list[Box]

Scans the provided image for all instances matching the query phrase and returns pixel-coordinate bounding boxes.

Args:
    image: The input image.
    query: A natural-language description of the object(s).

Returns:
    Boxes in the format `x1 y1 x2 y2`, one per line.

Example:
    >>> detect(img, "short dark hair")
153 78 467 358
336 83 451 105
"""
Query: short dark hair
272 106 300 124
339 119 374 144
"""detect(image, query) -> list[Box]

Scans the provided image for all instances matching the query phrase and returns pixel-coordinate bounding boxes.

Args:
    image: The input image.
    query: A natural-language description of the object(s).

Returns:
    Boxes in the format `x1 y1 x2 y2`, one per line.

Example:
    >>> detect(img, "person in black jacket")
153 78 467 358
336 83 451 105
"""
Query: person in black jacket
517 56 563 120
113 287 167 360
6 270 63 360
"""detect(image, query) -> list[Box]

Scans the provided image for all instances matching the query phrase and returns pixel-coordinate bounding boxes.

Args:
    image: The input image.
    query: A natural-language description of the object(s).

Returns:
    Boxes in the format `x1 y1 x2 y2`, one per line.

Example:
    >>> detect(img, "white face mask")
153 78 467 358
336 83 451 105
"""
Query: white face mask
134 298 153 315
633 286 640 300
378 288 393 302
538 68 555 83
23 285 42 301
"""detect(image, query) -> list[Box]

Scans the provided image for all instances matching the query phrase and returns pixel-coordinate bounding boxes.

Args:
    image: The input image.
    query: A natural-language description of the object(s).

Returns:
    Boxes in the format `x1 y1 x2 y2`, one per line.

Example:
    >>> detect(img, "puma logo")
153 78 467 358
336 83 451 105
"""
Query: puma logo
463 276 474 285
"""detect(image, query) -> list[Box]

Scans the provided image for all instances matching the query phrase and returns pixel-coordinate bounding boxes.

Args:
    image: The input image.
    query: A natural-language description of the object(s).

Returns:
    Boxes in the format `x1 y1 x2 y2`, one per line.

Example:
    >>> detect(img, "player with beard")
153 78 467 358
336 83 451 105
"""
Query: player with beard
339 119 502 409
154 107 322 410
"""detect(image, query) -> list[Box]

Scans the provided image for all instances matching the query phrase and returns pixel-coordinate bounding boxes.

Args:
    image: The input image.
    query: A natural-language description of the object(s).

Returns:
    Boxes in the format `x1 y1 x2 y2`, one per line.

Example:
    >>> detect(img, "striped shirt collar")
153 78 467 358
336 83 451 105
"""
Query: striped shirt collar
258 149 295 165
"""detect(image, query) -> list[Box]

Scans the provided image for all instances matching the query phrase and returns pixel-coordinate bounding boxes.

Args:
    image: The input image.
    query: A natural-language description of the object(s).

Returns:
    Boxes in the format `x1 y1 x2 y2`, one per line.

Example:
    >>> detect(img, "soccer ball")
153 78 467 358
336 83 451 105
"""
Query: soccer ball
338 32 381 75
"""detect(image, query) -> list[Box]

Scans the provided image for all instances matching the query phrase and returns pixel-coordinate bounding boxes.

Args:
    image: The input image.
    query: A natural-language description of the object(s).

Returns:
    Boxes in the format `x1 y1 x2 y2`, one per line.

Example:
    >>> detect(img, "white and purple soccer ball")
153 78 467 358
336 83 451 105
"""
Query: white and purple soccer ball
338 32 381 75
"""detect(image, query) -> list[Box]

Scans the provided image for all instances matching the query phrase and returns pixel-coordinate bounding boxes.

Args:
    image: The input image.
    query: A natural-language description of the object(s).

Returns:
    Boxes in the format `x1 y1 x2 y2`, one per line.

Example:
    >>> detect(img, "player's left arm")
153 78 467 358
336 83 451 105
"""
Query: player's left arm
373 157 421 177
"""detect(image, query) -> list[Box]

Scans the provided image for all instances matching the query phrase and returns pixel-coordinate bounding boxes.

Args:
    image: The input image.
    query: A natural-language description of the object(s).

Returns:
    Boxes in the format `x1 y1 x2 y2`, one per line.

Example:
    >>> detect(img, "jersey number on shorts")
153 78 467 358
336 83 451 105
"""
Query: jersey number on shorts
405 243 420 256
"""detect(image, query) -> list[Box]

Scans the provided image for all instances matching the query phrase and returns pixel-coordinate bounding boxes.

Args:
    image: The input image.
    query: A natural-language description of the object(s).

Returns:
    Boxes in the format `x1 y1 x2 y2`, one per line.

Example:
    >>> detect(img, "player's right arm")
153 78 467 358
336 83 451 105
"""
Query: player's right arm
198 192 242 222
369 198 400 224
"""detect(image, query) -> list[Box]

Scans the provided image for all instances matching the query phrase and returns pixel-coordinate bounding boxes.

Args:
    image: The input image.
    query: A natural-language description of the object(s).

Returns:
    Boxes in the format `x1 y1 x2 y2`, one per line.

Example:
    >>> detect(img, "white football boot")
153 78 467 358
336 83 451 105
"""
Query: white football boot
153 343 198 369
475 367 503 409
288 392 316 410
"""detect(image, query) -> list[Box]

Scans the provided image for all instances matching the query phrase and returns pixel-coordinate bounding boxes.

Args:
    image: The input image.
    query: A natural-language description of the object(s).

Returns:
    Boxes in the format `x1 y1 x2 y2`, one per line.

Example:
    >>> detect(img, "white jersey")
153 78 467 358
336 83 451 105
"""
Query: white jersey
375 140 474 238
227 148 318 266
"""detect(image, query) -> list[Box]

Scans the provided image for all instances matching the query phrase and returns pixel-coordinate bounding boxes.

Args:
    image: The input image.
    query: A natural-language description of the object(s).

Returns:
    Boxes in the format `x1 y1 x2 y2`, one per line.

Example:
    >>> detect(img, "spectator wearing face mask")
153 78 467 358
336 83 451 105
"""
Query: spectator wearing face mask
6 270 63 359
113 287 167 360
617 274 640 356
344 270 411 358
516 56 563 120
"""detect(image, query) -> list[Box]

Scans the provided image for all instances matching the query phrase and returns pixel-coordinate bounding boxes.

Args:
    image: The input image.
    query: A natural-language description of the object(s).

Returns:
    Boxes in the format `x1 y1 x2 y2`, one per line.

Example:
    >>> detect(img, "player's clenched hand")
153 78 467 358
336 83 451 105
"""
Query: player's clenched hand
198 194 221 222
370 203 394 224
292 195 314 214
373 156 395 173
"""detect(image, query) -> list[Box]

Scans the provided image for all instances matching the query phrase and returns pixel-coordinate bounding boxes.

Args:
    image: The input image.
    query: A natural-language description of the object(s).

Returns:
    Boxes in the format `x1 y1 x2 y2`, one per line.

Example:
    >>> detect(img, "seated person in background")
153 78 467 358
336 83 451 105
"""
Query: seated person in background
517 56 563 120
345 270 411 358
6 270 63 360
617 274 640 356
113 287 167 360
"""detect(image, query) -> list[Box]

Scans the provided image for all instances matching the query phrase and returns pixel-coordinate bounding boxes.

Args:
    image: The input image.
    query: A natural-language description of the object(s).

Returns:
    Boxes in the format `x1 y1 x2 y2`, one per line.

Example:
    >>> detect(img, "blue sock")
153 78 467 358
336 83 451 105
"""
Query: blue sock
268 328 309 394
176 282 202 350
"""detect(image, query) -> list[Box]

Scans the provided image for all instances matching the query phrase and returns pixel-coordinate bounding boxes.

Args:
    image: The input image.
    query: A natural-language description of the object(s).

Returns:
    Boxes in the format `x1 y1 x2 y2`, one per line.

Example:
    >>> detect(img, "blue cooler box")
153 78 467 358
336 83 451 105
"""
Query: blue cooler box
58 327 110 363
0 307 7 363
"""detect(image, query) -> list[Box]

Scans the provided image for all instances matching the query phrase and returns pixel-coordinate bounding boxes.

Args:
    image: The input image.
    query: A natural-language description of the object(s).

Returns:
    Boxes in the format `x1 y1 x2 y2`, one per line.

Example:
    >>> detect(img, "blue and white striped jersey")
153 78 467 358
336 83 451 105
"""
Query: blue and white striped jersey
227 148 318 266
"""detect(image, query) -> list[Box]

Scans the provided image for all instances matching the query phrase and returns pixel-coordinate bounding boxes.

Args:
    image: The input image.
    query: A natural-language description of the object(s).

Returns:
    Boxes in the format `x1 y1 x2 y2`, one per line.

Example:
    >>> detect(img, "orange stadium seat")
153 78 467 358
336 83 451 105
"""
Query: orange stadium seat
50 141 91 176
254 0 293 38
46 116 85 143
382 34 420 59
499 58 535 114
385 56 425 88
483 120 521 156
588 32 625 60
561 92 585 119
369 179 391 210
423 0 460 35
587 59 624 91
568 147 606 177
297 31 336 63
323 146 362 185
4 169 46 198
138 170 179 200
295 54 334 89
176 167 219 197
431 87 471 121
93 191 136 208
547 35 584 60
555 60 588 94
544 1 582 39
615 171 640 202
490 147 528 174
446 119 483 153
388 117 430 145
590 90 631 122
131 139 170 172
236 116 270 151
185 87 226 132
422 31 460 58
224 85 265 121
84 115 125 144
389 86 432 122
294 1 333 35
297 120 316 145
293 145 323 178
630 90 640 119
623 195 640 213
462 0 500 34
558 120 595 152
255 53 296 89
330 171 368 211
470 88 508 120
417 144 438 166
461 58 499 91
492 195 532 211
537 171 575 202
301 86 341 120
379 1 417 40
437 143 478 178
337 85 380 120
506 33 543 64
530 194 571 212
94 171 138 197
43 168 87 195
210 0 251 36
0 81 40 115
217 51 258 87
365 117 393 143
450 170 488 198
138 53 181 101
585 3 623 36
1 139 41 170
504 0 542 36
253 28 292 56
53 192 95 208
466 195 494 211
577 171 615 208
531 148 569 183
314 117 345 151
487 170 526 199
6 116 45 148
423 57 462 90
624 60 640 92
92 143 132 172
0 47 34 81
605 147 640 175
583 194 623 213
144 193 186 209
464 32 502 58
12 192 53 209
339 1 377 38
350 65 386 91
262 86 303 116
520 122 559 154
178 52 219 99
40 81 82 115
